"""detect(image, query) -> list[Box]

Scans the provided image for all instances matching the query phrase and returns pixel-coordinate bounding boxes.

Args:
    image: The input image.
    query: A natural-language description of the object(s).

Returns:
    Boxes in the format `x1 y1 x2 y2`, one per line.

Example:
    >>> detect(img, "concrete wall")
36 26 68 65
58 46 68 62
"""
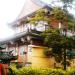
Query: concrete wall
28 45 55 68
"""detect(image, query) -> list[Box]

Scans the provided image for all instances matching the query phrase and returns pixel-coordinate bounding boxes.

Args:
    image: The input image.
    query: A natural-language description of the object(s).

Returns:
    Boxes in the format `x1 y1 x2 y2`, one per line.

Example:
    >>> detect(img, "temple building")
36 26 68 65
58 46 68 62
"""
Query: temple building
0 0 63 68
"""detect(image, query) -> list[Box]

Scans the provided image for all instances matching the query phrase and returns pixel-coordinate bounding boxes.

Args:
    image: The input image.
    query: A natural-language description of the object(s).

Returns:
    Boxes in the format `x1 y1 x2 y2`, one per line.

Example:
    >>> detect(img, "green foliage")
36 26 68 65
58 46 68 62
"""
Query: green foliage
7 64 17 75
16 62 24 69
7 68 17 75
43 48 52 57
29 7 75 31
61 0 74 4
51 0 74 9
60 0 74 9
50 7 75 30
42 29 75 66
66 68 75 75
29 9 50 24
7 66 75 75
51 7 66 21
16 67 43 75
16 67 66 75
9 64 17 71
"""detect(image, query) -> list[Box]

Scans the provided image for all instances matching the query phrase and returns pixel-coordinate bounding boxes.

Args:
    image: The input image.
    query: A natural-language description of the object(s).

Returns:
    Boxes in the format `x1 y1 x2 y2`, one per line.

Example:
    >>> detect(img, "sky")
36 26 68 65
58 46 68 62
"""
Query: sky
0 0 75 40
0 0 26 40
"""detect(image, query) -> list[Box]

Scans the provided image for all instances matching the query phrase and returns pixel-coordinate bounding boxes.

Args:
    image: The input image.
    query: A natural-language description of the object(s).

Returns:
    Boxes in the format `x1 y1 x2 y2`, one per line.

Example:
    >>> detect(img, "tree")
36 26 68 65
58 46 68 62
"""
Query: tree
28 5 75 70
29 6 75 31
50 7 75 31
41 29 75 69
48 4 75 70
60 0 74 9
50 0 74 9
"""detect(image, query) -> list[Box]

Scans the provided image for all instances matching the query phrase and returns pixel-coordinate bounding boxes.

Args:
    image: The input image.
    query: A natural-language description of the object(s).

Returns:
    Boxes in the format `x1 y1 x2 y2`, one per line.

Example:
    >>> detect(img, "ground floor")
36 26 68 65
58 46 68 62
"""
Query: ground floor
1 42 75 68
6 43 55 68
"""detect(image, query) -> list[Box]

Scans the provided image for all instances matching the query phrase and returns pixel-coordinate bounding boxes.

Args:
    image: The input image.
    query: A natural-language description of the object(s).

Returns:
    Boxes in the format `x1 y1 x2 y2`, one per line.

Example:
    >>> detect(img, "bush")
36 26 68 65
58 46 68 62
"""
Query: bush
7 66 75 75
7 64 17 75
66 68 75 75
16 62 24 69
16 67 42 75
16 67 66 75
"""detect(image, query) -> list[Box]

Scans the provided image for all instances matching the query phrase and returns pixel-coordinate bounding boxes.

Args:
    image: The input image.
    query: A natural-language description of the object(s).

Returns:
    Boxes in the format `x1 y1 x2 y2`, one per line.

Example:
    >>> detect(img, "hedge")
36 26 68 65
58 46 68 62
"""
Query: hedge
8 66 75 75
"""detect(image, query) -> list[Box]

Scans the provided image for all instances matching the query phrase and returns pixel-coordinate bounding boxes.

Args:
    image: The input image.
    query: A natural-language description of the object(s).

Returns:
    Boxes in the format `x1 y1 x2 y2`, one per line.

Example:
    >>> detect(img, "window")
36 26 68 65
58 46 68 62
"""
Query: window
19 46 27 55
36 21 49 31
19 47 25 55
36 24 45 31
24 23 35 31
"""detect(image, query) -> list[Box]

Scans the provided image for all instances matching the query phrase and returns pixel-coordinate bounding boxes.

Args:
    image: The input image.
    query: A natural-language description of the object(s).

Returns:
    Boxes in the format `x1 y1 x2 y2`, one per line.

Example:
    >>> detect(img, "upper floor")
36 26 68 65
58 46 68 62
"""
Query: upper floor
13 21 51 33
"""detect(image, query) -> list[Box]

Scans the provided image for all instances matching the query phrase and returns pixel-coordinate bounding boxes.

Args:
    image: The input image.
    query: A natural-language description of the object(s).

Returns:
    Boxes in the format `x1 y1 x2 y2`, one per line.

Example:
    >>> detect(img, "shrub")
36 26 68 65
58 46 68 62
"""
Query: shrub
16 67 66 75
16 62 24 69
16 67 43 75
7 64 17 75
42 68 66 75
66 68 75 75
7 66 75 75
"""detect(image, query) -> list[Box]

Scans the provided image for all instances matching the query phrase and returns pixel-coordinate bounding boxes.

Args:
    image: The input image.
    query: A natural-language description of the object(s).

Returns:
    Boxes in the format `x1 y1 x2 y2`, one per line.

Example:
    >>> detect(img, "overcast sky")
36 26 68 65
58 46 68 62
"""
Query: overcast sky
0 0 26 40
0 0 75 40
